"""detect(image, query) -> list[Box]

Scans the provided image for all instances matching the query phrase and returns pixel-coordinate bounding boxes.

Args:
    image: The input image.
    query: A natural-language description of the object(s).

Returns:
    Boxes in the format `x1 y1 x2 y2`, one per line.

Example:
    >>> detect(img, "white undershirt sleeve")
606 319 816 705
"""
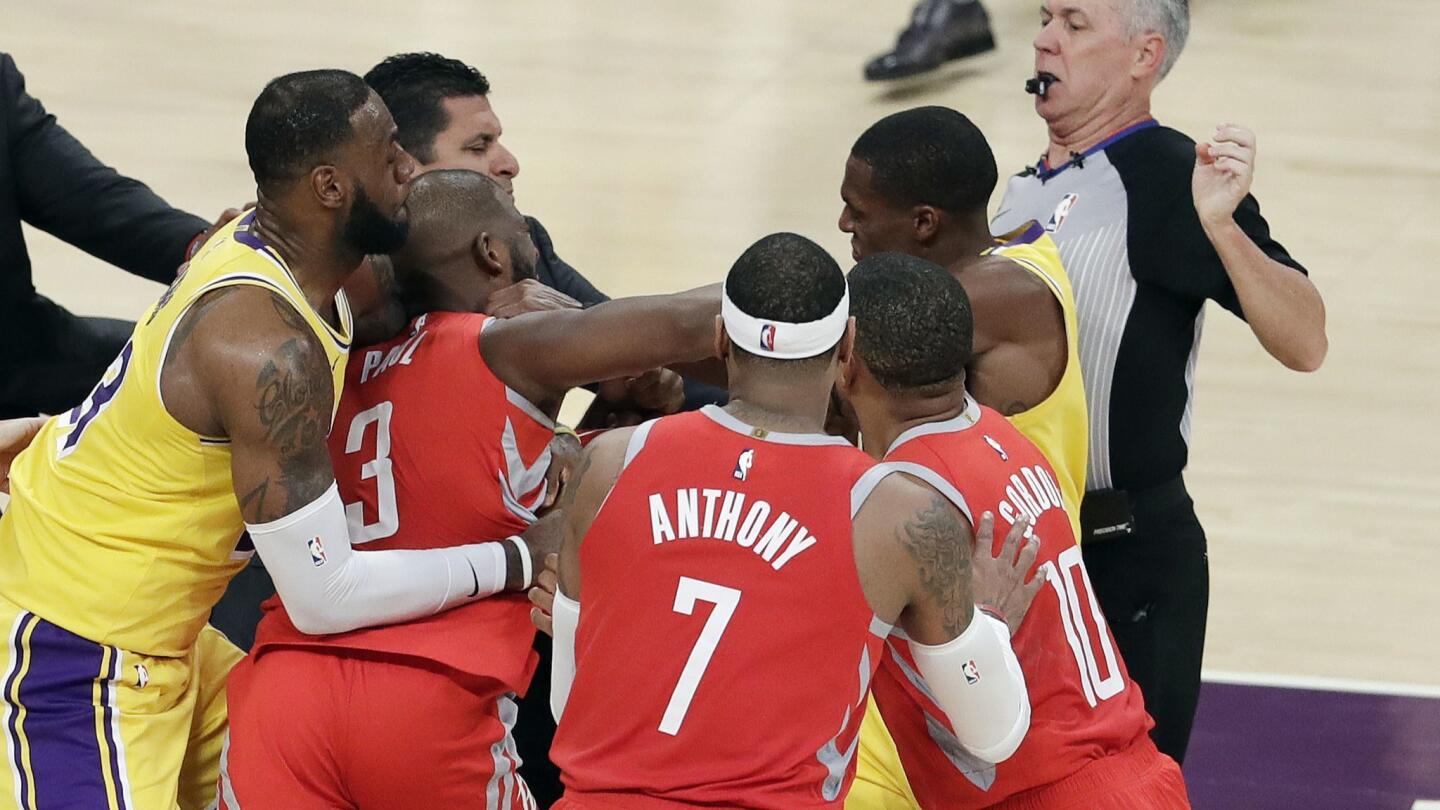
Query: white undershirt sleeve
550 589 580 724
911 609 1031 763
246 483 508 635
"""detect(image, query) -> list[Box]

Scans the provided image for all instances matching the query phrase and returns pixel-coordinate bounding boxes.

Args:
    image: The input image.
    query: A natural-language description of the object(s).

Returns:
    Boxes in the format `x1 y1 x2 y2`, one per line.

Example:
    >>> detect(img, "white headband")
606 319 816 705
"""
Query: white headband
721 282 850 360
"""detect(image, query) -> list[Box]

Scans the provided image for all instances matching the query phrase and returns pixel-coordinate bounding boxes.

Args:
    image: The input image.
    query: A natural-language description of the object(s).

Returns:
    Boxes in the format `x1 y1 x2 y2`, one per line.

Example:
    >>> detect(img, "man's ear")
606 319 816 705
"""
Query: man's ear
472 231 505 278
836 317 857 367
1133 32 1165 81
913 205 941 243
713 315 730 361
310 166 344 210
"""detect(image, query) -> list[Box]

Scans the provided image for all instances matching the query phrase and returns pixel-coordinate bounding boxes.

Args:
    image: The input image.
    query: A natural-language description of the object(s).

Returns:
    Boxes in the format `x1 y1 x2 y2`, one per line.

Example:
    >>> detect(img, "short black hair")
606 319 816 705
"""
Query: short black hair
365 52 491 163
849 252 972 396
725 233 846 367
850 106 997 214
245 69 373 194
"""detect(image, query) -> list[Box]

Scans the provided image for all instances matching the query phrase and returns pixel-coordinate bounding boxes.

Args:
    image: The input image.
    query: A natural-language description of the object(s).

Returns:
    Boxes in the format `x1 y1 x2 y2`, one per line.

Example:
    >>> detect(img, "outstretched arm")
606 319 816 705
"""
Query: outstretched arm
190 287 532 635
482 284 721 408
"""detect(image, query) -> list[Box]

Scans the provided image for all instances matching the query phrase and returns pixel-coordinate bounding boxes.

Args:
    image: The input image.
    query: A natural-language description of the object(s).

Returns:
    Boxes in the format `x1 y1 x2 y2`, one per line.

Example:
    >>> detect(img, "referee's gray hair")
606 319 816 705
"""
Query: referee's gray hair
1121 0 1189 80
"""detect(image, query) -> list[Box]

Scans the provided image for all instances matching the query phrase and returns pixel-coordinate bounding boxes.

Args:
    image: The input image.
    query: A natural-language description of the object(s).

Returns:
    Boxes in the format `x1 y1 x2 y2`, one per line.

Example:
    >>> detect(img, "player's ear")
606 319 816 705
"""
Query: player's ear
472 232 504 278
836 317 857 368
713 315 729 361
913 205 940 243
311 165 344 210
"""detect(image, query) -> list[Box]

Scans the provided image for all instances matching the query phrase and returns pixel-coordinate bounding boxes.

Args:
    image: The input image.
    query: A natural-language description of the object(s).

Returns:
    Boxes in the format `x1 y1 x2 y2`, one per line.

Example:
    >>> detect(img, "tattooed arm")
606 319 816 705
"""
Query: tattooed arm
854 470 1031 761
171 287 534 634
853 473 976 644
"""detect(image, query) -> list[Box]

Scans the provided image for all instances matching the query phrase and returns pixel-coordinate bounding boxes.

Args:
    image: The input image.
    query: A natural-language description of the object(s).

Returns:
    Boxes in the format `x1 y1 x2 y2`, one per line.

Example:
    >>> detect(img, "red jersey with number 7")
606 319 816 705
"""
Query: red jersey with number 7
874 396 1153 809
251 311 554 695
551 408 894 809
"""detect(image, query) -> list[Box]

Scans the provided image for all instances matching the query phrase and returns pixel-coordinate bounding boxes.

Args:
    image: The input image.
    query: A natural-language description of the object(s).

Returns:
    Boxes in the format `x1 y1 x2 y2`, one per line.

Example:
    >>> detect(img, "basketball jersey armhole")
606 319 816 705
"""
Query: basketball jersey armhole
153 274 316 444
993 247 1079 429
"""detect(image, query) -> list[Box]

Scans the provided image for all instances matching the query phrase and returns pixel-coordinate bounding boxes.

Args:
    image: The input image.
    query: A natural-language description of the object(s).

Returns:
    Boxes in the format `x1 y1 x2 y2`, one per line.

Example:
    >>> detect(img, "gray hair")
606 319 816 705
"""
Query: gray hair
1122 0 1189 80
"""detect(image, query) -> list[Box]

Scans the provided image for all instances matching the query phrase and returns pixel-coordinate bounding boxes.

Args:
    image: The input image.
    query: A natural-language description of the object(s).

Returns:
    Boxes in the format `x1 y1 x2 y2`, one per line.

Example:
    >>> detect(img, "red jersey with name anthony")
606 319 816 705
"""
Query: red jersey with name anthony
252 311 553 695
552 407 894 809
874 397 1153 809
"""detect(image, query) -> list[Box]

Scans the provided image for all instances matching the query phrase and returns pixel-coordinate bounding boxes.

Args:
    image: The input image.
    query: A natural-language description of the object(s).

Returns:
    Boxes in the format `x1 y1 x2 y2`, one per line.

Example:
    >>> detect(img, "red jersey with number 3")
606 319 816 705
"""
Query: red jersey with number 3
552 407 894 809
251 311 554 695
874 397 1153 809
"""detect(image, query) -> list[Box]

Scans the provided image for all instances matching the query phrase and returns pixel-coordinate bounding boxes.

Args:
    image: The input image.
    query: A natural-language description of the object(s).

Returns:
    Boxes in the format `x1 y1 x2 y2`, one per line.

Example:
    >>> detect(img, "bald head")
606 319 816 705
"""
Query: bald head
389 168 537 314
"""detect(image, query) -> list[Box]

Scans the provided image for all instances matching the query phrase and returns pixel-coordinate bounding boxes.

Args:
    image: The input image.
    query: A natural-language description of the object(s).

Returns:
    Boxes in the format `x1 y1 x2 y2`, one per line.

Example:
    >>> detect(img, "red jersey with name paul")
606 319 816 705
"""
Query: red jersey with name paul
552 408 892 809
875 398 1153 809
252 312 554 695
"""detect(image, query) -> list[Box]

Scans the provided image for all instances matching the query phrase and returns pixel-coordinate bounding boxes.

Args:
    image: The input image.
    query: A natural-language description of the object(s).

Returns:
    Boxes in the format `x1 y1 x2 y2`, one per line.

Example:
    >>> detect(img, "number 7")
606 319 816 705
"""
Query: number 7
659 577 742 736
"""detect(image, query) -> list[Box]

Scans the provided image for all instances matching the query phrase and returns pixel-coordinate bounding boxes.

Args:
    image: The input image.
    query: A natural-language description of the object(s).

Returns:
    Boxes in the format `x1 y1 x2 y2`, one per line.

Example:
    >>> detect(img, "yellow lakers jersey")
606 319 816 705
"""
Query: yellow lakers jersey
986 221 1088 542
0 212 351 657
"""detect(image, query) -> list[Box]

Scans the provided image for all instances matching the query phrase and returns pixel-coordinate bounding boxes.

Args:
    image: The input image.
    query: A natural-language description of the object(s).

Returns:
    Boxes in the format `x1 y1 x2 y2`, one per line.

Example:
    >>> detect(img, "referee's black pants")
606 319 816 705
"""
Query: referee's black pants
1080 477 1209 765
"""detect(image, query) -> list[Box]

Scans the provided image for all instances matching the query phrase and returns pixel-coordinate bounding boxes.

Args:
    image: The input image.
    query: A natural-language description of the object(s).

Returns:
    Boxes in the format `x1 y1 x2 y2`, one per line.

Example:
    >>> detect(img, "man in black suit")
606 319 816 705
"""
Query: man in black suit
0 53 224 418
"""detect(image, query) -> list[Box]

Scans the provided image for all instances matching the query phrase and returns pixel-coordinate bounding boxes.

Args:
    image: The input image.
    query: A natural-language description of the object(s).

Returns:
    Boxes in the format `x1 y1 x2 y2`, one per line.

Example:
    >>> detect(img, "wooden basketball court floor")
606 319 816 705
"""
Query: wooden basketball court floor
7 0 1438 804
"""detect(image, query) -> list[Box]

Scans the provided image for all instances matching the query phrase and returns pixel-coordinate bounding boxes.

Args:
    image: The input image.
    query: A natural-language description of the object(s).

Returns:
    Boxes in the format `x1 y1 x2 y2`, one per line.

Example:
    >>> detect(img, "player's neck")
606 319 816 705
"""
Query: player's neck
252 202 361 311
930 216 994 270
723 385 831 436
865 385 972 459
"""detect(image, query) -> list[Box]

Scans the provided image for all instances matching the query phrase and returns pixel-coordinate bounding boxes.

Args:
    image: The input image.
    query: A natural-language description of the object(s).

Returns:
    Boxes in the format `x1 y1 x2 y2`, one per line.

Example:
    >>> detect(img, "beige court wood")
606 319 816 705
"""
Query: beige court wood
6 0 1438 683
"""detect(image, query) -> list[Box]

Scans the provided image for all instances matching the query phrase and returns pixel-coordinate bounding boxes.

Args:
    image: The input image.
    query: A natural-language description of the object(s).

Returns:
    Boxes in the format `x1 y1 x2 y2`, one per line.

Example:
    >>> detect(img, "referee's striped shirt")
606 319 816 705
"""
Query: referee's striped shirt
991 120 1308 493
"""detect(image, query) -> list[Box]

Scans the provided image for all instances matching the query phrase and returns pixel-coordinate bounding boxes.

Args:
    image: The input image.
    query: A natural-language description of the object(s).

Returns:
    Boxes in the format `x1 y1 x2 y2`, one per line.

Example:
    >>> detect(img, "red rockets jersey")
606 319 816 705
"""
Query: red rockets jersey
552 407 895 809
252 312 554 694
874 397 1152 808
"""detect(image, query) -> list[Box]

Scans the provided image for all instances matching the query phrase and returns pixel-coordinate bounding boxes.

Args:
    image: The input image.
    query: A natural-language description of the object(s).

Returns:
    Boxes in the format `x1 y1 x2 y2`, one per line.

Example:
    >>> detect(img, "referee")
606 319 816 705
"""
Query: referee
991 0 1327 764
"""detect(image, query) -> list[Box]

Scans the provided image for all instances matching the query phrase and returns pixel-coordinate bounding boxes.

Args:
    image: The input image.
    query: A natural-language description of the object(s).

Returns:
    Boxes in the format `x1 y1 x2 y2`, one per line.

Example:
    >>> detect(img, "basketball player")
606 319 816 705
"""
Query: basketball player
839 106 1085 534
0 71 526 810
223 169 725 809
838 106 1090 808
544 233 1031 808
841 253 1188 809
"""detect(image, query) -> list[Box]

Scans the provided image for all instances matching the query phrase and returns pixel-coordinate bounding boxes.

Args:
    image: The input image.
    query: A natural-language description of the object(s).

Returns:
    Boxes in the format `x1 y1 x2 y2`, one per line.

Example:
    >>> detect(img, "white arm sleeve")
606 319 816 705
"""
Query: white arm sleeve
550 589 580 724
911 609 1031 763
246 483 509 635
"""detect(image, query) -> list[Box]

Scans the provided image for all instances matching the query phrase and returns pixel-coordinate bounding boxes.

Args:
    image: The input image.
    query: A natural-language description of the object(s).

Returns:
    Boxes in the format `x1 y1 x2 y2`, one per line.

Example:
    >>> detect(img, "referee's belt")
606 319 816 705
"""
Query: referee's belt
1079 475 1189 543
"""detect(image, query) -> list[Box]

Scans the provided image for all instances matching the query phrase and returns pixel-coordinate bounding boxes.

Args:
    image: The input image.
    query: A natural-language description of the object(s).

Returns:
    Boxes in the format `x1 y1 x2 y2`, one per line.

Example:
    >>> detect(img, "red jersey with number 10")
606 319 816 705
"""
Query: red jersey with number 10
552 407 894 809
874 397 1153 809
251 312 554 695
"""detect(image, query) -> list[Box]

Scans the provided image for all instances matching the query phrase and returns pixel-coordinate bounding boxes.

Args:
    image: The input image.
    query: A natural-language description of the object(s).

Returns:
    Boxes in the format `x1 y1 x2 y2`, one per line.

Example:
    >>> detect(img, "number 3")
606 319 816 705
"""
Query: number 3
659 577 741 736
343 401 398 543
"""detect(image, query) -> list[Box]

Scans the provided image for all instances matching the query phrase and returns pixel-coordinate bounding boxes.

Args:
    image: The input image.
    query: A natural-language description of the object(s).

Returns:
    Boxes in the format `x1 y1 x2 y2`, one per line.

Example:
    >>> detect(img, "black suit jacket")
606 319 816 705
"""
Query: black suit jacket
0 53 206 332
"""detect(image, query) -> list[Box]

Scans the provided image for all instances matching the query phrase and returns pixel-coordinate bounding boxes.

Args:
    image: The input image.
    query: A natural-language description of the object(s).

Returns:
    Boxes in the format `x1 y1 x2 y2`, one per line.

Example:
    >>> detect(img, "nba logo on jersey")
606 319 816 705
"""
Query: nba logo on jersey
734 448 755 481
759 323 777 352
308 536 327 567
1046 193 1079 233
962 659 980 685
983 434 1008 461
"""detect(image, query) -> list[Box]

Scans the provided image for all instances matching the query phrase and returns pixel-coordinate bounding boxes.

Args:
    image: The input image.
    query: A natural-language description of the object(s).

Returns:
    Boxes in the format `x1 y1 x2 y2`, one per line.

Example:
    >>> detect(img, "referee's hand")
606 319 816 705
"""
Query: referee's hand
1194 123 1257 229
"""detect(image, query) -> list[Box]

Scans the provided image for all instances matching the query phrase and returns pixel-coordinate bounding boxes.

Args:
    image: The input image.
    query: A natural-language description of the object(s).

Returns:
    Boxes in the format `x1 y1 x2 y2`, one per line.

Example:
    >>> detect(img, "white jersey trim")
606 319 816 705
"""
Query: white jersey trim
885 396 982 456
699 405 852 447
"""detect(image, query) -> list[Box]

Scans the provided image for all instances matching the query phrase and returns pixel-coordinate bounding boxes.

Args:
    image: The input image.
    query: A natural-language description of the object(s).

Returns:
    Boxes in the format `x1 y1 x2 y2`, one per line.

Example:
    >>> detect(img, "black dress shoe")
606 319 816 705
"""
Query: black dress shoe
864 0 996 81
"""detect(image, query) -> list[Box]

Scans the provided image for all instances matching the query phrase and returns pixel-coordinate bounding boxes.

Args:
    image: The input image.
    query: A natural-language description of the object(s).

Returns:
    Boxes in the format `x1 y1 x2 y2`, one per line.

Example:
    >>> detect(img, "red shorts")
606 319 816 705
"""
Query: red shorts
221 646 535 810
986 735 1190 810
